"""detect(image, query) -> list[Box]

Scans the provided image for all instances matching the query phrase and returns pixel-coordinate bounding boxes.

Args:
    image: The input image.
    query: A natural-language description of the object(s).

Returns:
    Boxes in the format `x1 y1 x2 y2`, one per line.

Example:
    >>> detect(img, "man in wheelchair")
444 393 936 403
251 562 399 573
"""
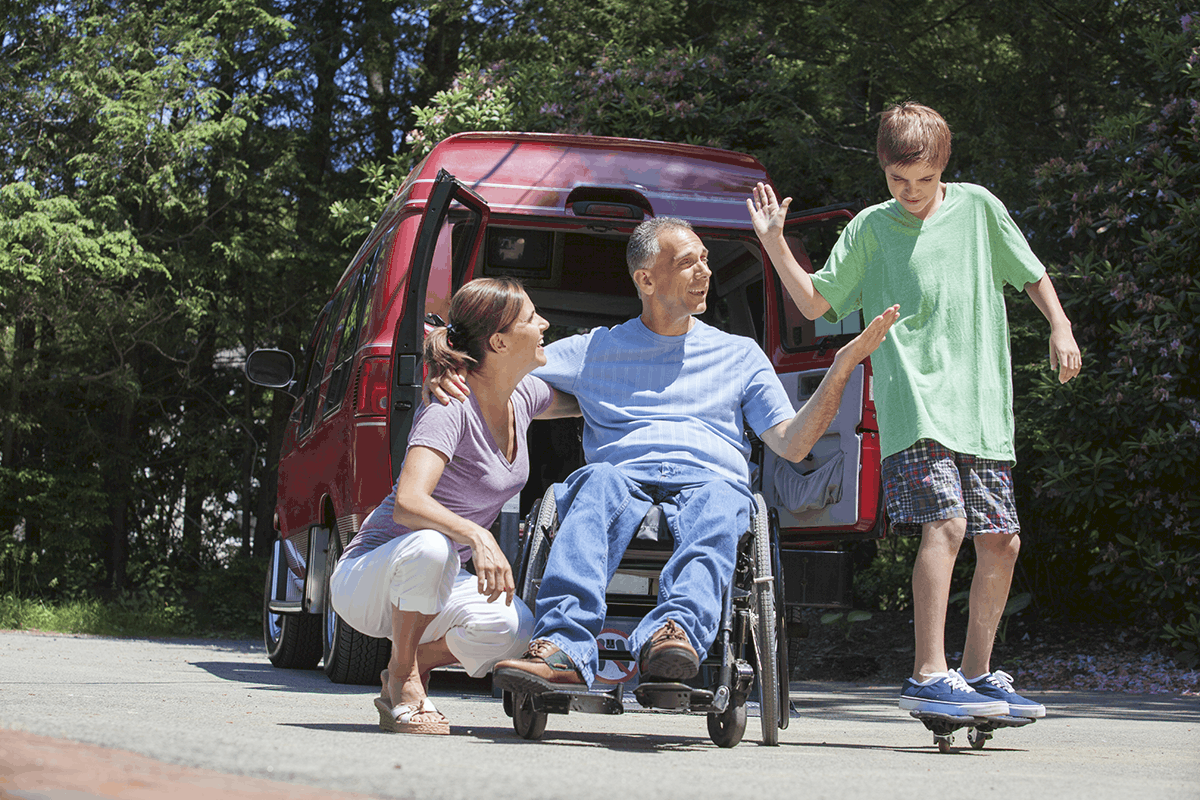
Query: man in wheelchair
480 217 899 695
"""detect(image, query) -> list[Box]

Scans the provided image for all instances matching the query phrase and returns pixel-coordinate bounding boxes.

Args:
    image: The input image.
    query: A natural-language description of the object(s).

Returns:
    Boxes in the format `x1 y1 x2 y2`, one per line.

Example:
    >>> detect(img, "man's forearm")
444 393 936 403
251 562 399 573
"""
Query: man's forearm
760 303 898 462
775 353 856 462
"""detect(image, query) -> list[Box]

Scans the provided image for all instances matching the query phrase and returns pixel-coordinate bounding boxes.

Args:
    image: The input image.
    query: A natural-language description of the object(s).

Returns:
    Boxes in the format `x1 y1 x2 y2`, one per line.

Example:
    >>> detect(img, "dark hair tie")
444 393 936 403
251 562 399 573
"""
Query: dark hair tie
425 313 464 349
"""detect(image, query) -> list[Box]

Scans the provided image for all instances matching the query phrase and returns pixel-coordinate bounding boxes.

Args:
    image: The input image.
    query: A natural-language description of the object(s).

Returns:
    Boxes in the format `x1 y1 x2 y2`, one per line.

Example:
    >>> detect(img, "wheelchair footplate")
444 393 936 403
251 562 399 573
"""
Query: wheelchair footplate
633 681 715 711
529 683 625 716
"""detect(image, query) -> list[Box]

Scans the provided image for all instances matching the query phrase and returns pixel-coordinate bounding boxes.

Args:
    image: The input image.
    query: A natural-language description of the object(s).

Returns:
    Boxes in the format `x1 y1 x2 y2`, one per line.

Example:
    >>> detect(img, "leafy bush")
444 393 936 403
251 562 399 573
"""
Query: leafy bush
1021 14 1199 662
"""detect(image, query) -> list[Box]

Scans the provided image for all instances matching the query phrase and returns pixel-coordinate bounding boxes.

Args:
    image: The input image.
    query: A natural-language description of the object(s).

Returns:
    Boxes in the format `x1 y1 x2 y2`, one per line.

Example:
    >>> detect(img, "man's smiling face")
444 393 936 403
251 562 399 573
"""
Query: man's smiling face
646 226 711 322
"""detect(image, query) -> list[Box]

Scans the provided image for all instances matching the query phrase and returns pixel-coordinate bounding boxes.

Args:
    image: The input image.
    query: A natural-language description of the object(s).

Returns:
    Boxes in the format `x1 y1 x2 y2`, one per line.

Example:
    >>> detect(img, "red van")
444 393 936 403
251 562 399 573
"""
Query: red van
245 132 883 684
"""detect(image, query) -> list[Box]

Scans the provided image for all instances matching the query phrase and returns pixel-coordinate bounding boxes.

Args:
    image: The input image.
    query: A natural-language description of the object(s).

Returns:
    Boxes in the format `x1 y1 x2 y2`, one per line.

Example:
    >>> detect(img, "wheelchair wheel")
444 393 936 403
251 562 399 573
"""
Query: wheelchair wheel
511 690 548 740
769 507 790 731
517 489 557 605
751 494 780 745
707 700 747 748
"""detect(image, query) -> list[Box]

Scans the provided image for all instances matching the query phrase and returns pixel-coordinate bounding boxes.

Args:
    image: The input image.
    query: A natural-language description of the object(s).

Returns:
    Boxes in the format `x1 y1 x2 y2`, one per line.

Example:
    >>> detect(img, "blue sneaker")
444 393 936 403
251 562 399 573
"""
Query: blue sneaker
899 670 1008 717
966 670 1046 718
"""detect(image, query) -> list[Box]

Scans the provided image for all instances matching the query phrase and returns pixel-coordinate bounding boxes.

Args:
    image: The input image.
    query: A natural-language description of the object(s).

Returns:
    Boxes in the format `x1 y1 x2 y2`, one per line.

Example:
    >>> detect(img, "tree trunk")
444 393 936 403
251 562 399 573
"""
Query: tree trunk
361 0 396 160
103 394 134 591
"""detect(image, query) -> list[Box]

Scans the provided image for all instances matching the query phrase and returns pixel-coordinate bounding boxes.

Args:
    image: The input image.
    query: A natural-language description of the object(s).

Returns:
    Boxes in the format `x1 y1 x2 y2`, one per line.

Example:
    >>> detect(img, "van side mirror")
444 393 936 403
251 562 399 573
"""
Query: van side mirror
245 349 297 392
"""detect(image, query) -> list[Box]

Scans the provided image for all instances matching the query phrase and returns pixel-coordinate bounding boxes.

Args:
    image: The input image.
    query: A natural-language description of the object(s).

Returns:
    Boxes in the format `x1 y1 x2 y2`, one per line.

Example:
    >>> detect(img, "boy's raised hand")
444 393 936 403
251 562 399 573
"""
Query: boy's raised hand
747 182 792 243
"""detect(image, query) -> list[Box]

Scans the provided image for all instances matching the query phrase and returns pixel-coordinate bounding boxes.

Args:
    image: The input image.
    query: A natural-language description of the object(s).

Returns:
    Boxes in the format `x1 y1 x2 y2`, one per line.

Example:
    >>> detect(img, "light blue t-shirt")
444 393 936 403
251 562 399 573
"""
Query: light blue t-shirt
534 318 795 487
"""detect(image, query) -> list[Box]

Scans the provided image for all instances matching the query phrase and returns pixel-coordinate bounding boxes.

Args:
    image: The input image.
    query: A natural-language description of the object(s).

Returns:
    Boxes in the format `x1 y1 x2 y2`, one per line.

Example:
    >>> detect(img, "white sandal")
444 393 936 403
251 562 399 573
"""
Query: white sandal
373 695 449 734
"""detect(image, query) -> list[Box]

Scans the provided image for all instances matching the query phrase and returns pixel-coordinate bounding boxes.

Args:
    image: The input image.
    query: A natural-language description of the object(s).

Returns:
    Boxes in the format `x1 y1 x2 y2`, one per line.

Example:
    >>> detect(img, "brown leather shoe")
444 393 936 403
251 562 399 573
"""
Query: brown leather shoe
494 640 585 694
638 620 699 680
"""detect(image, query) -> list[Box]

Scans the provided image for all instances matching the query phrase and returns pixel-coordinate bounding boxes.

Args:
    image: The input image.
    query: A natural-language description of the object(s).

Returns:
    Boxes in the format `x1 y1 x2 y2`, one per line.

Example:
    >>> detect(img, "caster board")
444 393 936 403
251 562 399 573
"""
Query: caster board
965 714 1035 749
910 710 1035 752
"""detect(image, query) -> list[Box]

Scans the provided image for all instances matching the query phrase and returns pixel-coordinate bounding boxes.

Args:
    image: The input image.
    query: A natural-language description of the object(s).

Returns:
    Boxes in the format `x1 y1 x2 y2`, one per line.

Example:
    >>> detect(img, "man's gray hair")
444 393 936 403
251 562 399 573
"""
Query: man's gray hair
626 216 693 278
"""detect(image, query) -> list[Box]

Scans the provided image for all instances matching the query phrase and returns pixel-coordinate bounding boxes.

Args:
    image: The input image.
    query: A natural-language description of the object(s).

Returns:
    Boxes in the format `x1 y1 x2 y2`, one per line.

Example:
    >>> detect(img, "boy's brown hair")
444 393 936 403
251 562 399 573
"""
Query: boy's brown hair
876 102 952 170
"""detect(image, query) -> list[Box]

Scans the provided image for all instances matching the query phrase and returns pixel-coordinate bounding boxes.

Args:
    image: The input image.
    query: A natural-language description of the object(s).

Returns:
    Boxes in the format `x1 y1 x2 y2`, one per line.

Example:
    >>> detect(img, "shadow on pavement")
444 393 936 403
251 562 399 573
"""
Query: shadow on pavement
189 661 367 694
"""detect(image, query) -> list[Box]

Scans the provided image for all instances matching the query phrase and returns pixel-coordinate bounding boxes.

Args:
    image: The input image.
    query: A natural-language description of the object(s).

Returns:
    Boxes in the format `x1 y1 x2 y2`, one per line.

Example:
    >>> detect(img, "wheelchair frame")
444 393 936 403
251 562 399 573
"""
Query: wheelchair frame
503 485 790 747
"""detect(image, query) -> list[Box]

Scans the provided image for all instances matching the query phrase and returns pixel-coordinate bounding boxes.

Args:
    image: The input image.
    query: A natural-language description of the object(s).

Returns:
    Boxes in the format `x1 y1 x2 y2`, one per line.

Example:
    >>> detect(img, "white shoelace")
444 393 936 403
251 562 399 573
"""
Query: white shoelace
984 669 1016 692
940 670 974 693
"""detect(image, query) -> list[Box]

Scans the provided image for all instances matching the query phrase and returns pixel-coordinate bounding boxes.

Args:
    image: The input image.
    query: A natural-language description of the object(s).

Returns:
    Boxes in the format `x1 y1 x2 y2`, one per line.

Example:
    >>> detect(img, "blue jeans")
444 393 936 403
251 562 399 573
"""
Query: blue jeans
533 462 751 686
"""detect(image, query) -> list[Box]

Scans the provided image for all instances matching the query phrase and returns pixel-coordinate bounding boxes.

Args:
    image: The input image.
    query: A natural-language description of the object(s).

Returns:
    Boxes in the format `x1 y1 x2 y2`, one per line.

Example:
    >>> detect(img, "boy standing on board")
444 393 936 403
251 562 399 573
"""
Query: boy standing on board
748 102 1081 718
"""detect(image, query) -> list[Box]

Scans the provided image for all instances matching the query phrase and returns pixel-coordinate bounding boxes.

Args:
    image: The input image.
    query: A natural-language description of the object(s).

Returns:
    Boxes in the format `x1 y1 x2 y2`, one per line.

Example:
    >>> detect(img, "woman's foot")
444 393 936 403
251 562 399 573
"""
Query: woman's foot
376 668 449 735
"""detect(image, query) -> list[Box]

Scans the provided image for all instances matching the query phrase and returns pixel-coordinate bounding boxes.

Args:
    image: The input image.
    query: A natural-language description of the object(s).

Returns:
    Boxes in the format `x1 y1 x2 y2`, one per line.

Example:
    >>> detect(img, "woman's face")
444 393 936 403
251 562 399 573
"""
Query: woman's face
501 293 549 371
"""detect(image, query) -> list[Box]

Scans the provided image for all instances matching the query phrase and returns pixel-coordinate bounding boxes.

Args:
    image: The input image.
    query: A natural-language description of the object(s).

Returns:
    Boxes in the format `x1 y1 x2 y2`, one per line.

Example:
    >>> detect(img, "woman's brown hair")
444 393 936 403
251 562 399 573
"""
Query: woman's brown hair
423 277 527 374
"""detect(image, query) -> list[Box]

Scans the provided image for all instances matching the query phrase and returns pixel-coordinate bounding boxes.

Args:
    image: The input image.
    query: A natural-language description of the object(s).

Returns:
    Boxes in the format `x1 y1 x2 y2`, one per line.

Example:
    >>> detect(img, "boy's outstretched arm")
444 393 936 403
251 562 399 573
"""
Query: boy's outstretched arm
747 182 832 321
1025 274 1082 384
761 305 900 462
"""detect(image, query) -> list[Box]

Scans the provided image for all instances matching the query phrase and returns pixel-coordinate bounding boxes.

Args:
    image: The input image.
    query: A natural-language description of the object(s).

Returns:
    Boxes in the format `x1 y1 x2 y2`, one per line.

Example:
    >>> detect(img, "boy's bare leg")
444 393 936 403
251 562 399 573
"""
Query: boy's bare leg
911 518 966 681
959 533 1020 680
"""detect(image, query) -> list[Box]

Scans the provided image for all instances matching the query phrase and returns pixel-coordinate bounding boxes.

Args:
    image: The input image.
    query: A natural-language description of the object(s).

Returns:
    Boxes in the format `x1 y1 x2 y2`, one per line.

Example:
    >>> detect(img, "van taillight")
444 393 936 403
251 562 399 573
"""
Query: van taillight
355 356 390 416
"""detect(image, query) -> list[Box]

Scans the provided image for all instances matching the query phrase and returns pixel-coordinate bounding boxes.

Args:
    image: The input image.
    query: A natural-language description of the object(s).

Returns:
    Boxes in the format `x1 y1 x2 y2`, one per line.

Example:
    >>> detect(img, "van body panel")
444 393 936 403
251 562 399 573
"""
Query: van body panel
261 132 882 644
391 133 769 228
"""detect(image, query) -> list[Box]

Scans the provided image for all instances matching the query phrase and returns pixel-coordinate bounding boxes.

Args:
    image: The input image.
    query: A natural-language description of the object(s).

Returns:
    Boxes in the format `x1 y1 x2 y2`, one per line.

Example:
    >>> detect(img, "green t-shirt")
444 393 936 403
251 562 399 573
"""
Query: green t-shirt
810 182 1045 462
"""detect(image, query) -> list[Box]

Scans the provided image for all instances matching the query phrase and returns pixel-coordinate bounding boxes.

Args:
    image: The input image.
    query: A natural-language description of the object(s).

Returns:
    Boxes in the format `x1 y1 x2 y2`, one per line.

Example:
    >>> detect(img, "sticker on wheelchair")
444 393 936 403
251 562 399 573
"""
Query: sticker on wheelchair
595 627 638 685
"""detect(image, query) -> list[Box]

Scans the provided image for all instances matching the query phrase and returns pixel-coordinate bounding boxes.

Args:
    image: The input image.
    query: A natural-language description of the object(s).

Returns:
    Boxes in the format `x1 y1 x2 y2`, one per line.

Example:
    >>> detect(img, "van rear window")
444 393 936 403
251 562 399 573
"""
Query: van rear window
485 228 554 282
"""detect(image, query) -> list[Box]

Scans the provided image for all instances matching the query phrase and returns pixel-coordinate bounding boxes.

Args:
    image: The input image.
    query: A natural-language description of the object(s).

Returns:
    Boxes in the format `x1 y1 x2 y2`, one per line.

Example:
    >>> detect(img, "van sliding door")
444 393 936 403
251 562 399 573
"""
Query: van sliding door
388 169 490 481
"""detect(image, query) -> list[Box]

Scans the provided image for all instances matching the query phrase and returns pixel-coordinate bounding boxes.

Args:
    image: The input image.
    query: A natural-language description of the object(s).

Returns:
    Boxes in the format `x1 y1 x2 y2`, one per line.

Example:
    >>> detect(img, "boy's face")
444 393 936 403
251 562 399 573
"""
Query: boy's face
883 161 945 221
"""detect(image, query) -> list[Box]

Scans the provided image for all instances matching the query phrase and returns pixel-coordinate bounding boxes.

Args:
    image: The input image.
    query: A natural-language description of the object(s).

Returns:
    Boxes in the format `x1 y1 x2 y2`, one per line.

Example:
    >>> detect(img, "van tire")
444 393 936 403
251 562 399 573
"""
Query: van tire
263 552 322 669
322 535 392 685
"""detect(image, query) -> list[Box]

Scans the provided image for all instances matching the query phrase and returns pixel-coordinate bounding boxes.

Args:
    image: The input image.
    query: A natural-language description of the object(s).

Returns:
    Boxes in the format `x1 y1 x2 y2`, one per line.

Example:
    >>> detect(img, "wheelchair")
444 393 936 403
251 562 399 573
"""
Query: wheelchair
501 485 790 747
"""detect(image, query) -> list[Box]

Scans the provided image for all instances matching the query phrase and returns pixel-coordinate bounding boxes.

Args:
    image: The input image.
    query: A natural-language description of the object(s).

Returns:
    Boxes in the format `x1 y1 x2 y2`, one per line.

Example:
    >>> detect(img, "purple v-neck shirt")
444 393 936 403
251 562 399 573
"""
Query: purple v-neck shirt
343 374 553 563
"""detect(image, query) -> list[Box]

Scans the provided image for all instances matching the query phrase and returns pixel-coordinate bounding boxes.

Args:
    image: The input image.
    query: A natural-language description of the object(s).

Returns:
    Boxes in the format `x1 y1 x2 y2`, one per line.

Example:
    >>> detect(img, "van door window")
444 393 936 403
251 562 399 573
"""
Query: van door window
322 228 395 417
299 287 347 437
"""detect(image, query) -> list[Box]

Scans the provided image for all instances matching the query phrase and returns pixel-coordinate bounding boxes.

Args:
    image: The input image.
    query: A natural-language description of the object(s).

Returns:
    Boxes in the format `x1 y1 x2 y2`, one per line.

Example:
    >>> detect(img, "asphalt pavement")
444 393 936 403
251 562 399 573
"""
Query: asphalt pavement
1 630 1196 800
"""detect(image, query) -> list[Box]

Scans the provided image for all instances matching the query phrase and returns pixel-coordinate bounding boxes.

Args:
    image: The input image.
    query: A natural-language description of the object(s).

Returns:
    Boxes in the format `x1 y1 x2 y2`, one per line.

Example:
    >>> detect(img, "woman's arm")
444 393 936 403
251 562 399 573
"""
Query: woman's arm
392 446 514 604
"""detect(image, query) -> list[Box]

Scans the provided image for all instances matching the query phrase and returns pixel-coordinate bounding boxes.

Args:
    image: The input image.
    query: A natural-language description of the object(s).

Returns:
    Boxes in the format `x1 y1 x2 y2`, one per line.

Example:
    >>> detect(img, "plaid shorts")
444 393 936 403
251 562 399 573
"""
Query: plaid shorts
882 439 1019 538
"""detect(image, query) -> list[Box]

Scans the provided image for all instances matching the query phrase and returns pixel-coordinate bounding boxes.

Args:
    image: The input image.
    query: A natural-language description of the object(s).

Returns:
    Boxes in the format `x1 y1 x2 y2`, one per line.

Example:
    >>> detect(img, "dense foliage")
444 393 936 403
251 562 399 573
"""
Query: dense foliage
1018 15 1199 663
0 1 1195 658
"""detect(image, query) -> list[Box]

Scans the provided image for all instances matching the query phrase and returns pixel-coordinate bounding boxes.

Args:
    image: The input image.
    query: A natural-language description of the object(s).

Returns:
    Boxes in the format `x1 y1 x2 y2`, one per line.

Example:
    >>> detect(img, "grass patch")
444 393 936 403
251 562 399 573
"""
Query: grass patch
0 593 257 639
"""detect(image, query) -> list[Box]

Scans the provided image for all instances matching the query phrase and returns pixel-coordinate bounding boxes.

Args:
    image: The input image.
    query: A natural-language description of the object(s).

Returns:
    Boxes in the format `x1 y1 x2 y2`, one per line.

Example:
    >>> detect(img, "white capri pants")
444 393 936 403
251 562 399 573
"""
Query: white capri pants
329 529 533 678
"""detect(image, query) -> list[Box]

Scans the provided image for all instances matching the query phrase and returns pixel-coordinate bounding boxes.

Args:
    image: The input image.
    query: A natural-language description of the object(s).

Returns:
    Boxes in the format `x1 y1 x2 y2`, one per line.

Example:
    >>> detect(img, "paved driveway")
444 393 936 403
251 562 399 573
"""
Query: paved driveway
1 631 1196 800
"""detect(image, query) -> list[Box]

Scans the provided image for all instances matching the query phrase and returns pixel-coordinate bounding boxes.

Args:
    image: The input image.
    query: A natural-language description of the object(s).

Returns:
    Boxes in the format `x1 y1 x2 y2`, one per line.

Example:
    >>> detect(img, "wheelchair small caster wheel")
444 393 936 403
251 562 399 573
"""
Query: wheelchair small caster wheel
512 691 548 740
707 701 747 748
